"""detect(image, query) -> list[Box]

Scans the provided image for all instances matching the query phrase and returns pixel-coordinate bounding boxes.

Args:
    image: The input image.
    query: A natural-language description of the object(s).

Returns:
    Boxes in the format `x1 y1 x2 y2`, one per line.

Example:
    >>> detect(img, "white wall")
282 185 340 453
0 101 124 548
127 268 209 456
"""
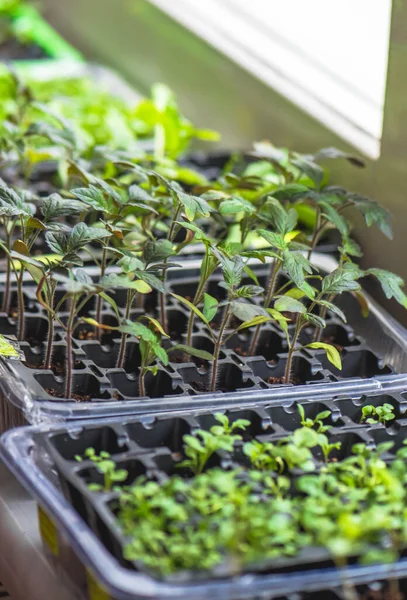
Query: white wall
150 0 392 158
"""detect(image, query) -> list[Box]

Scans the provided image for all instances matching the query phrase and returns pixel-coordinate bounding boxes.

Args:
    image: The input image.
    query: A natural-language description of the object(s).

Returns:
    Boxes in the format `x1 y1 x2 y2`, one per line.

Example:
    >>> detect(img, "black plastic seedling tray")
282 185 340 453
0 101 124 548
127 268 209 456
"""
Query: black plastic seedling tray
3 388 407 600
0 254 407 431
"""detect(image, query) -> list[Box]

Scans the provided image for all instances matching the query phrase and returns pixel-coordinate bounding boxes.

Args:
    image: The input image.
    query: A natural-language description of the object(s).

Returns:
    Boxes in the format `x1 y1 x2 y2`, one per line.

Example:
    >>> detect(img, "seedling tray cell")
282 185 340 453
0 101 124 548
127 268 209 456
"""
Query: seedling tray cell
3 390 407 600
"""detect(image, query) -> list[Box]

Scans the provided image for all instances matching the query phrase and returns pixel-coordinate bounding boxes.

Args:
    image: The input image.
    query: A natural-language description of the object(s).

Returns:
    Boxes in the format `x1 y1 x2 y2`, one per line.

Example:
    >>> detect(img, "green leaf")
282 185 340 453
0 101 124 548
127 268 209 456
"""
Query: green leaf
10 250 45 286
99 273 152 293
71 186 109 212
119 320 157 343
41 194 86 221
291 157 324 188
243 264 260 286
314 147 365 168
203 293 219 322
26 121 76 149
352 290 369 318
26 217 46 231
236 285 264 298
365 268 407 307
302 313 326 329
170 344 214 361
143 239 174 264
153 344 169 366
285 287 306 299
117 255 144 273
172 293 210 326
340 237 362 258
68 222 112 252
143 316 169 338
0 335 20 358
282 250 315 298
81 317 117 331
261 198 298 235
321 268 361 295
235 315 271 331
99 292 121 324
219 197 254 215
317 300 347 323
88 175 123 205
211 249 244 288
183 435 205 453
305 342 342 370
350 194 393 239
52 271 96 294
319 201 349 237
230 301 268 322
176 221 213 244
274 296 306 314
175 190 213 221
128 184 154 203
258 229 287 251
134 271 165 294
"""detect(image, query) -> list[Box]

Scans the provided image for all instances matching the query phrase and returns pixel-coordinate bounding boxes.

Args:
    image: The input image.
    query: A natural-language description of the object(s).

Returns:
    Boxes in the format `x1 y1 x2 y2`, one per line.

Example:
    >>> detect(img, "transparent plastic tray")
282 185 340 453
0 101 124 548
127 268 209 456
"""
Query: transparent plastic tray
3 391 407 600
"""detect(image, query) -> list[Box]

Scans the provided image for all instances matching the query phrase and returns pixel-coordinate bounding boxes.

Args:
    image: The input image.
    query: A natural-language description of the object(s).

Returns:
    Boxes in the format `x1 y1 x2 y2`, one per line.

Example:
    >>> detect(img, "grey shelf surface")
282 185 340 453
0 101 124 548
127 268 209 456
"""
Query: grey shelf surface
0 462 77 600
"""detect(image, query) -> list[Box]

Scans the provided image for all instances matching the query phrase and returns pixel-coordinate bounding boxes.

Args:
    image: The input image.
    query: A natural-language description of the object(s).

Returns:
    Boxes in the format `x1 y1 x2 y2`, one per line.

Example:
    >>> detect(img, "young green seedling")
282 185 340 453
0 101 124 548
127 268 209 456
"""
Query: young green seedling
360 403 395 425
0 179 50 339
75 448 128 492
174 249 275 392
147 170 214 333
70 174 160 336
245 198 316 356
275 265 363 383
83 315 170 398
180 413 249 474
297 405 332 433
174 223 219 349
10 193 88 367
43 269 104 398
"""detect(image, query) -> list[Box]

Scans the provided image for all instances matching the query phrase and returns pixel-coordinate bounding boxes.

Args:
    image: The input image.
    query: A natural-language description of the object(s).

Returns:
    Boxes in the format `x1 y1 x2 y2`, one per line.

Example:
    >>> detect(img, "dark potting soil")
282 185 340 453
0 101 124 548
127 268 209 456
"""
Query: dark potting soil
45 388 93 402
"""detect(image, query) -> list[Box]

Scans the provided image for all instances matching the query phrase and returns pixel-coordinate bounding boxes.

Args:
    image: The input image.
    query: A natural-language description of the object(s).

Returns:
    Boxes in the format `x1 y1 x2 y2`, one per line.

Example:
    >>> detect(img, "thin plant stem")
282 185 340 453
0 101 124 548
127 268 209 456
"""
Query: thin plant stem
284 319 303 383
186 278 207 348
16 267 25 341
313 290 337 342
43 279 56 370
95 245 108 340
209 304 231 392
284 290 323 382
307 206 321 261
44 311 54 370
249 257 282 356
117 289 136 369
308 201 354 258
65 295 77 399
139 367 146 397
159 291 167 335
2 225 13 314
160 202 182 333
2 252 11 314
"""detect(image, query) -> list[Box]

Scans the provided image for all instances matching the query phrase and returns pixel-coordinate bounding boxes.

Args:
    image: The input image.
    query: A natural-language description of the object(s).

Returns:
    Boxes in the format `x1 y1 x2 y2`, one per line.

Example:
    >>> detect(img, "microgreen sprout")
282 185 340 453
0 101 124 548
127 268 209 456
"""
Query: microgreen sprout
75 448 128 492
360 403 396 425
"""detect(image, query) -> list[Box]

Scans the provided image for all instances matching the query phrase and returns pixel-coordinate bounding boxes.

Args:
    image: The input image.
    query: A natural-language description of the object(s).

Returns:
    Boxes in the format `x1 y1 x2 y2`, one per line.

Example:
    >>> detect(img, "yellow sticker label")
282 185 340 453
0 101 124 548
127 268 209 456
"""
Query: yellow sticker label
37 505 58 556
87 570 111 600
